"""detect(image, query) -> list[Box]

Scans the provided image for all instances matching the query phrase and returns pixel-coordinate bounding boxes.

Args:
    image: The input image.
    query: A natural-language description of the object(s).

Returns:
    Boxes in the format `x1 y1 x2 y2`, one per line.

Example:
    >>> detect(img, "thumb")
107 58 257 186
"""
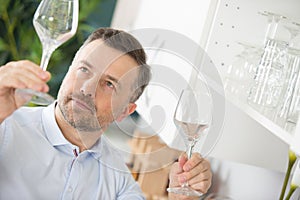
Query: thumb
169 153 188 188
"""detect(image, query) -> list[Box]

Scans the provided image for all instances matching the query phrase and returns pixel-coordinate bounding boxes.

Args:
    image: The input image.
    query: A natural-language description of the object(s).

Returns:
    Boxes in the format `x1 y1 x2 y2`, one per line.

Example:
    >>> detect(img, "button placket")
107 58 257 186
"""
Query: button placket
67 186 73 193
62 150 81 199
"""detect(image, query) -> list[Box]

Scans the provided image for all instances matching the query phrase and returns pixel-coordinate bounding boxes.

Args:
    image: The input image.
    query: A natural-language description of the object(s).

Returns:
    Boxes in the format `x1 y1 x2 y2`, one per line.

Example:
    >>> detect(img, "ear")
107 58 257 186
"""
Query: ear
116 103 137 122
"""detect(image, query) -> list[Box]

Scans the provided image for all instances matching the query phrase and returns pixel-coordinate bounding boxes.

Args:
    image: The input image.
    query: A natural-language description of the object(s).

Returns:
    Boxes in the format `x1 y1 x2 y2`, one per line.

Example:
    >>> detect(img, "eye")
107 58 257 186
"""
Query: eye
79 66 89 73
105 81 115 89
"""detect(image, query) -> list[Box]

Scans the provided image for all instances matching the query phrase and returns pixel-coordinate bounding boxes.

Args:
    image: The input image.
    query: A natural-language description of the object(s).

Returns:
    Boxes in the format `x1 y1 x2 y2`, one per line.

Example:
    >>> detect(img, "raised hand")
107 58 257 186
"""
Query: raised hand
168 153 212 200
0 60 50 123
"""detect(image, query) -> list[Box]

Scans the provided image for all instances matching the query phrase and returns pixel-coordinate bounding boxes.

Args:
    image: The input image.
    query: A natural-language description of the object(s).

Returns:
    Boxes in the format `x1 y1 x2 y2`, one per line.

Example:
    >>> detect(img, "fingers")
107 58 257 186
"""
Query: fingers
190 179 212 194
187 166 211 185
168 193 200 200
178 157 210 183
7 60 50 80
9 60 51 83
0 60 51 93
169 153 212 195
182 153 203 172
178 153 212 193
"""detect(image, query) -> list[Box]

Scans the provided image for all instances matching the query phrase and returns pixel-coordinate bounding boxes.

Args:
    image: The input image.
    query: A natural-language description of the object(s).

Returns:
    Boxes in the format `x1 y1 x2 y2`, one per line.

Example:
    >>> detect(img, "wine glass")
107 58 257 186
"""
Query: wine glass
258 11 288 43
16 0 78 105
275 21 300 125
224 42 261 101
247 12 288 113
167 87 213 197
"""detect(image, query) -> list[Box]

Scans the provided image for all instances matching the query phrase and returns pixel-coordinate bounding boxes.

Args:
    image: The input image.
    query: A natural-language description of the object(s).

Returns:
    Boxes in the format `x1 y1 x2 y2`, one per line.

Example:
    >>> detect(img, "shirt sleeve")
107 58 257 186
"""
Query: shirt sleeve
116 173 145 200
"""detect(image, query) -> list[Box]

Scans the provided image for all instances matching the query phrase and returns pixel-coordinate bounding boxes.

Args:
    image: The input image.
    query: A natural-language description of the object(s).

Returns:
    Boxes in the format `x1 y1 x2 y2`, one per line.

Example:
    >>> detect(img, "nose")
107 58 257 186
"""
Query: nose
80 79 97 98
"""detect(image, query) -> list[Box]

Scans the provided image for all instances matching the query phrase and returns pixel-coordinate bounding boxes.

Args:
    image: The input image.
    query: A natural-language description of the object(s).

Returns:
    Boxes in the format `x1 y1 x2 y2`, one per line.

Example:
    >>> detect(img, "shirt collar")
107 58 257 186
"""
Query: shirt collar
42 102 70 146
41 102 104 158
87 137 103 159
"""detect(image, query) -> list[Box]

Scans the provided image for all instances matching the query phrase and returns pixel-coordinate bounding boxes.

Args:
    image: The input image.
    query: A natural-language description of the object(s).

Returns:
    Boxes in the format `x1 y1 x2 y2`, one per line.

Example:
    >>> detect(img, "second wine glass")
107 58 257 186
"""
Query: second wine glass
17 0 78 105
167 87 213 197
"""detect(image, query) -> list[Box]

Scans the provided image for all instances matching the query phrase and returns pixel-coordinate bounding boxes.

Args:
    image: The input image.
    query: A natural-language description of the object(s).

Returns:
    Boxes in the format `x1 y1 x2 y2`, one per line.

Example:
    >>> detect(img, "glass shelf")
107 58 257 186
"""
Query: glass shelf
225 92 294 145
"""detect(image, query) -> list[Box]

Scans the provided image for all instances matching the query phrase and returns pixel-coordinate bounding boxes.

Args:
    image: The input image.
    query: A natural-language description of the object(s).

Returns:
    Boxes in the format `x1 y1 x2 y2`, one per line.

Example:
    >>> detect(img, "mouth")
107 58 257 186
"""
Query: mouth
72 98 94 113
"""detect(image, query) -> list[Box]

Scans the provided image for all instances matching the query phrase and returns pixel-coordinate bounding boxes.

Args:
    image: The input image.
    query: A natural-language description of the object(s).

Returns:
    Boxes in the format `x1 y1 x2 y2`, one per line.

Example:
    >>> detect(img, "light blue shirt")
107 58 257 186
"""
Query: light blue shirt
0 103 145 200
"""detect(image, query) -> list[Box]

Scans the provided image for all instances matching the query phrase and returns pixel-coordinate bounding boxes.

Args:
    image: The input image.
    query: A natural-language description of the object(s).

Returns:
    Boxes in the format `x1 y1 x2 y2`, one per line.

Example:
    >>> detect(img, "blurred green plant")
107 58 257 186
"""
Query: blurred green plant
0 0 116 97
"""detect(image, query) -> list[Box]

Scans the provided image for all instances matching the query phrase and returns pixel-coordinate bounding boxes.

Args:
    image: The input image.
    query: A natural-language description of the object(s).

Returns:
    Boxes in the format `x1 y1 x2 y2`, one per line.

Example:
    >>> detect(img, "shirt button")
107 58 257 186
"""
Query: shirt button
67 186 73 193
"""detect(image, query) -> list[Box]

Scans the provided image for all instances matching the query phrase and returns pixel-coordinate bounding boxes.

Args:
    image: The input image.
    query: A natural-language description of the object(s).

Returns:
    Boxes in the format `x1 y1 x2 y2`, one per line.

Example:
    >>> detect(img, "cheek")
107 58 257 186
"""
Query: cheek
94 92 112 111
113 90 130 105
60 77 75 94
63 72 84 92
95 93 124 118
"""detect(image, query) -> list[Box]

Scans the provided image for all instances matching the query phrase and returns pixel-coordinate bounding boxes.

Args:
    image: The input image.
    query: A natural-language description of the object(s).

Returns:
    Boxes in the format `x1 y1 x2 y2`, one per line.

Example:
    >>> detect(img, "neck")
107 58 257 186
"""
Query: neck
54 105 103 152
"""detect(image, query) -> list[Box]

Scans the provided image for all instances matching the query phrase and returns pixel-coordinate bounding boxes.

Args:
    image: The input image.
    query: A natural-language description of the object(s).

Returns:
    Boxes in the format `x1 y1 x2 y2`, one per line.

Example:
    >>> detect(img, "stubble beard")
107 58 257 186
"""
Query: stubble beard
58 93 113 133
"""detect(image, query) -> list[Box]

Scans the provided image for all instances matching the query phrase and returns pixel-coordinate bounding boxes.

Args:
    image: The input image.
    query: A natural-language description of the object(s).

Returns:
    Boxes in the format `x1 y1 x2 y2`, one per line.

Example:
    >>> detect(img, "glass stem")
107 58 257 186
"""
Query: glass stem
187 141 196 159
40 46 55 71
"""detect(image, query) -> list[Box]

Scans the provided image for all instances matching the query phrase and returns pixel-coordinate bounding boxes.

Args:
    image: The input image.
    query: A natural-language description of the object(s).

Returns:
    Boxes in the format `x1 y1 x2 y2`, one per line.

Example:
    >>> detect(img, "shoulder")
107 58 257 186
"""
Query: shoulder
97 138 145 199
98 136 130 173
91 137 145 198
0 106 47 156
6 106 45 126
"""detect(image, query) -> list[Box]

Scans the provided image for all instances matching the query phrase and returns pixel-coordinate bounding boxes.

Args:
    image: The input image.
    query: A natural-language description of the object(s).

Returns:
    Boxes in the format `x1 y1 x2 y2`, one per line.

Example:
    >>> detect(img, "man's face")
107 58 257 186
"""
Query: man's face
57 39 138 132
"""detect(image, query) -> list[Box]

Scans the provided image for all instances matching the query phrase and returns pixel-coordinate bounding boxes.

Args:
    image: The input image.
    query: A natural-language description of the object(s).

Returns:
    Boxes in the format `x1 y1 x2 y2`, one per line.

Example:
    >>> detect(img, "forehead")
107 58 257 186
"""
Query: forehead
76 39 124 67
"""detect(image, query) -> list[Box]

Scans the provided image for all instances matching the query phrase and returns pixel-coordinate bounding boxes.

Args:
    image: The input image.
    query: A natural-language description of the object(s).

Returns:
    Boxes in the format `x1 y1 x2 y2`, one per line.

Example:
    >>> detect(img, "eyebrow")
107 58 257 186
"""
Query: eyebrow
105 74 119 84
80 60 94 69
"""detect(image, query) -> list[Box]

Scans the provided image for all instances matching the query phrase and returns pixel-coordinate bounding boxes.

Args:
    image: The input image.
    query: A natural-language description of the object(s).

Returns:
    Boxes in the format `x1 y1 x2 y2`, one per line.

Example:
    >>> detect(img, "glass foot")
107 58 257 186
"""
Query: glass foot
16 88 55 106
167 186 203 197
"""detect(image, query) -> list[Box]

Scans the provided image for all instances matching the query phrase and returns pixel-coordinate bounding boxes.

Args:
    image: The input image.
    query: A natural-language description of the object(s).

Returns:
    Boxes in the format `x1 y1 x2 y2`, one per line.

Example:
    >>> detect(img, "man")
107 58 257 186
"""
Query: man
0 28 211 199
